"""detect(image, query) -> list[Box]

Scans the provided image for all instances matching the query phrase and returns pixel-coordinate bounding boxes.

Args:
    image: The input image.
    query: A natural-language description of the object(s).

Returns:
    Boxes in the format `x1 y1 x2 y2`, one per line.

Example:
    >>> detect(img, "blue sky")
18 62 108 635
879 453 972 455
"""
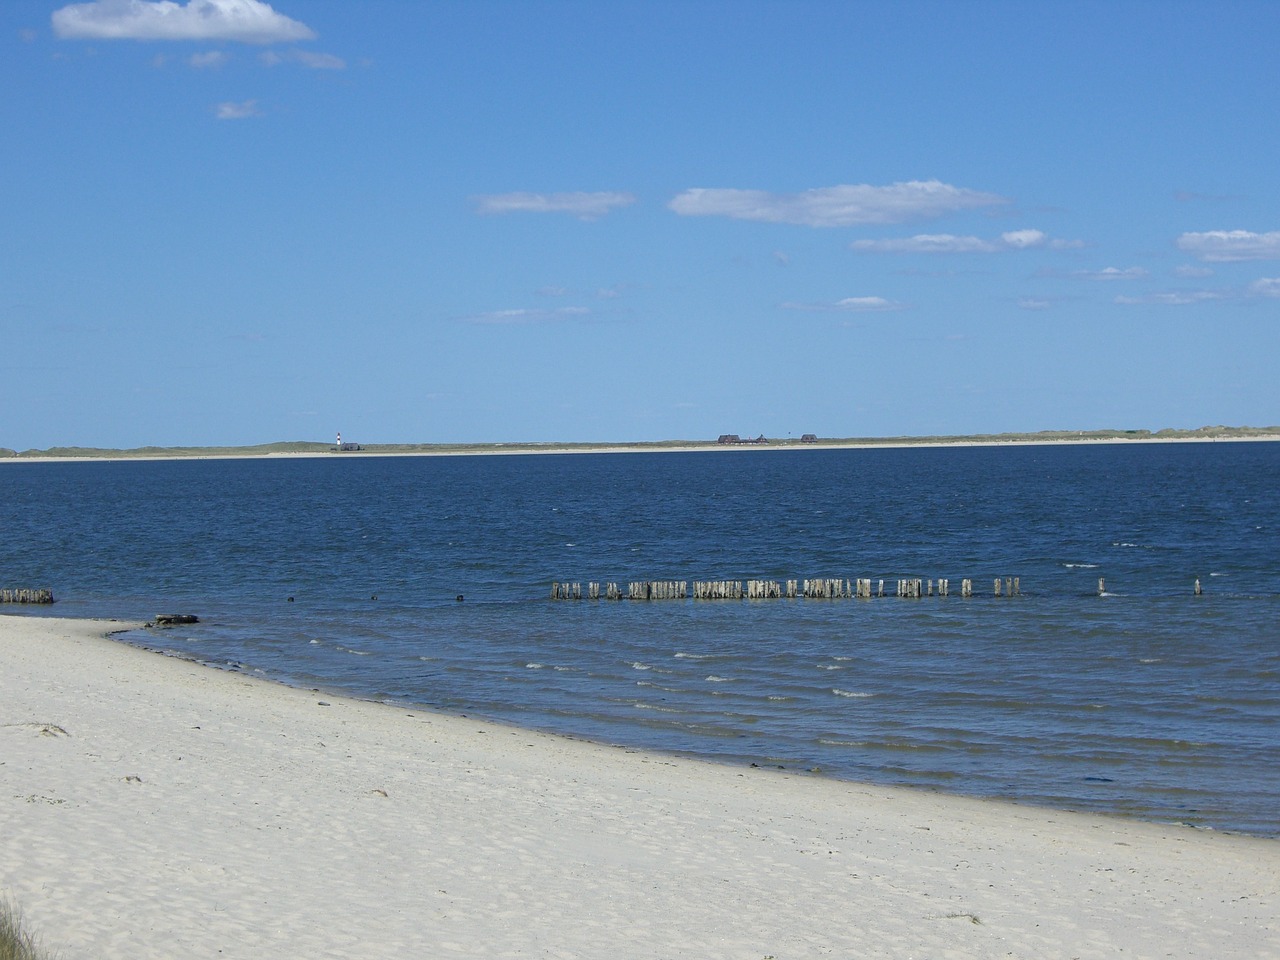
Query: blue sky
3 0 1278 448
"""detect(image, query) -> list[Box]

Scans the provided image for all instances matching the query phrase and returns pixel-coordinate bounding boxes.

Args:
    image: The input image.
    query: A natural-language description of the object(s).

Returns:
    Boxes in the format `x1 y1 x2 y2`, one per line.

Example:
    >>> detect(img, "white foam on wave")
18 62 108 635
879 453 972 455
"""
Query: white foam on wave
1064 563 1098 569
674 652 714 660
832 689 875 698
705 675 732 683
525 662 546 670
633 702 680 713
818 664 843 671
631 662 652 671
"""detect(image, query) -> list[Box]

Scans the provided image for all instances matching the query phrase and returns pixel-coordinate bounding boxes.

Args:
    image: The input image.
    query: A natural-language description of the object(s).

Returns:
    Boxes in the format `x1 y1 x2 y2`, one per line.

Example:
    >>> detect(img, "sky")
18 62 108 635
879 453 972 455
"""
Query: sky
2 0 1279 448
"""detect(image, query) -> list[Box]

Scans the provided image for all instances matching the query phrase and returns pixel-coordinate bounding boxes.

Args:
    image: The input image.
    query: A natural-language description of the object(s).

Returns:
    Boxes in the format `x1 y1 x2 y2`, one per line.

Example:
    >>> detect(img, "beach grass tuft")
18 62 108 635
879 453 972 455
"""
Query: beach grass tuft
0 900 56 960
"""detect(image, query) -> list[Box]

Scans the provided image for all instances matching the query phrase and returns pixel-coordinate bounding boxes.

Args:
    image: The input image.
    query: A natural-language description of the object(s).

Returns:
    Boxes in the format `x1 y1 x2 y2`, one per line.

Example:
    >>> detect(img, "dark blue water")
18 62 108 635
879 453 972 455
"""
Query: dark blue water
2 443 1277 834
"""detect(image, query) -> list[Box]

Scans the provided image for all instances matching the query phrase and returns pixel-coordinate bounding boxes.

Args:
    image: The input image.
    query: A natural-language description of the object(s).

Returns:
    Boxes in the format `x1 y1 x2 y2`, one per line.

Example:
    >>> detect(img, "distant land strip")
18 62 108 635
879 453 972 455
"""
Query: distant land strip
3 426 1279 461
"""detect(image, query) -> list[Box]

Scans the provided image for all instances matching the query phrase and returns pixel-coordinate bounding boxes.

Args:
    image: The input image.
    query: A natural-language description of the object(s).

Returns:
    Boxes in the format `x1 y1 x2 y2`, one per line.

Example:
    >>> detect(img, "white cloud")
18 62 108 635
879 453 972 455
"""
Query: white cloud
781 296 905 312
851 228 1061 255
1115 290 1222 306
52 0 315 44
1074 266 1149 281
1018 298 1052 311
261 48 344 69
214 98 260 119
1175 264 1214 278
462 307 591 325
1001 229 1046 249
473 191 637 221
851 233 998 254
1176 230 1280 262
1249 278 1280 298
291 49 343 69
668 180 1007 227
188 49 228 68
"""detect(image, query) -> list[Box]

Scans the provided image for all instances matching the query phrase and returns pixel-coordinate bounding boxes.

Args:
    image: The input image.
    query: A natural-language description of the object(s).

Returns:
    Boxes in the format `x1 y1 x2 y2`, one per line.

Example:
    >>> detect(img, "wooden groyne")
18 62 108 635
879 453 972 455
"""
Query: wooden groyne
550 577 1021 601
0 588 54 604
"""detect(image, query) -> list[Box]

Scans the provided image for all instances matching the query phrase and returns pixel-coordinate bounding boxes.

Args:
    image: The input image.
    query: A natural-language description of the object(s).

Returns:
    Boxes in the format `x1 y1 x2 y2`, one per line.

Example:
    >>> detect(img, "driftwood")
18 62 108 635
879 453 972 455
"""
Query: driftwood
153 614 199 626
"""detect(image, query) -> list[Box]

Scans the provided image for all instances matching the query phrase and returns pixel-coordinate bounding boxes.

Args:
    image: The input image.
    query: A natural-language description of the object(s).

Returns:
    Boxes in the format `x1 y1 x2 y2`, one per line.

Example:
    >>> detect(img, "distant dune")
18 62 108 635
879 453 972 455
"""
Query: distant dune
2 425 1278 461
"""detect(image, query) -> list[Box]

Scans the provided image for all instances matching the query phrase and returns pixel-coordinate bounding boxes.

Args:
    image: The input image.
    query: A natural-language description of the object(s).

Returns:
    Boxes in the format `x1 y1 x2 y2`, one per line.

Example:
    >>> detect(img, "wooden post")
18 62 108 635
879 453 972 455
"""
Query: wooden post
994 578 1001 597
1098 578 1105 596
1195 578 1202 596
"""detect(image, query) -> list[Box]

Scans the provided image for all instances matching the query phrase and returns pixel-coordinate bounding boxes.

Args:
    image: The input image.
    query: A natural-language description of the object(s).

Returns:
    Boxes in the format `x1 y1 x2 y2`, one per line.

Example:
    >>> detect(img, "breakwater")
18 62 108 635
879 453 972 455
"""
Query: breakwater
551 577 1021 600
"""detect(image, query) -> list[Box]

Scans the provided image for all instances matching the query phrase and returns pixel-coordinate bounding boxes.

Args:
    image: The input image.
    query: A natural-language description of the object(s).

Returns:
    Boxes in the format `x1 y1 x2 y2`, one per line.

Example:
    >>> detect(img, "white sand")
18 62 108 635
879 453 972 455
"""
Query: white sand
2 616 1276 959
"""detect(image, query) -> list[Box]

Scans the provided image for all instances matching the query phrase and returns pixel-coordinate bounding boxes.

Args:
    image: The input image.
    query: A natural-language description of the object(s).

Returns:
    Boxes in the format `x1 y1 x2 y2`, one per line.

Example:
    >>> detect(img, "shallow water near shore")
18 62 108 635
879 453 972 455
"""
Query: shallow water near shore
3 442 1277 834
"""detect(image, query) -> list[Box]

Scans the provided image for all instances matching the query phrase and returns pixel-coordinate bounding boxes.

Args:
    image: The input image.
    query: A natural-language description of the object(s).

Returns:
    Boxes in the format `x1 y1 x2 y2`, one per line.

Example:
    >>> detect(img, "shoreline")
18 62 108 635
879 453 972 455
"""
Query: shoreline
2 615 1276 959
2 430 1279 464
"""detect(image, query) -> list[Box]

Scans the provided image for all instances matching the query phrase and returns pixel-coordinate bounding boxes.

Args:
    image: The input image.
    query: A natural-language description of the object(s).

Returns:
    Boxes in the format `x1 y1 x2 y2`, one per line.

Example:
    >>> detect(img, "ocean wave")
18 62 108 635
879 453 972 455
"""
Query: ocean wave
832 689 875 698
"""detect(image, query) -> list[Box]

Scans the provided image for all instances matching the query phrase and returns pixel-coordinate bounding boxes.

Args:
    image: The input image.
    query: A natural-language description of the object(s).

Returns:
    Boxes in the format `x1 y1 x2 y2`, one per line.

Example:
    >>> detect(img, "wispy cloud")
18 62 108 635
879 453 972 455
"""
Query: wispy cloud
1176 230 1280 262
52 0 315 44
461 307 592 325
1174 190 1242 204
1174 264 1214 278
260 48 345 69
473 191 636 221
781 296 905 313
1115 276 1280 305
1115 290 1222 306
214 98 261 119
1073 266 1148 281
851 229 1056 254
1018 298 1052 311
188 50 229 68
668 180 1007 228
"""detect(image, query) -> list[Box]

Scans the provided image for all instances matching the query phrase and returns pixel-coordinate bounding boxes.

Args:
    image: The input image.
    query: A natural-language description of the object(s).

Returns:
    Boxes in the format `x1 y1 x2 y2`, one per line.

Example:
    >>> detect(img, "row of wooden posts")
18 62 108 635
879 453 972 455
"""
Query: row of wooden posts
550 577 1022 601
0 588 54 604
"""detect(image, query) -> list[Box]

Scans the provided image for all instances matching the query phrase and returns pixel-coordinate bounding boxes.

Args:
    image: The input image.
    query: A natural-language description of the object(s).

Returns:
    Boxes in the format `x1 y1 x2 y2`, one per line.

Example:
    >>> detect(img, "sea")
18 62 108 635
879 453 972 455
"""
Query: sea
2 441 1277 836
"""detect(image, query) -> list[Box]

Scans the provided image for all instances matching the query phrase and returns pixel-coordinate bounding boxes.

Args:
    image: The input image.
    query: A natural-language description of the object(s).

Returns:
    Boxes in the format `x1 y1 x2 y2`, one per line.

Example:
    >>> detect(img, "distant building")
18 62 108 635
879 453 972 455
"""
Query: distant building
717 434 741 444
801 434 818 443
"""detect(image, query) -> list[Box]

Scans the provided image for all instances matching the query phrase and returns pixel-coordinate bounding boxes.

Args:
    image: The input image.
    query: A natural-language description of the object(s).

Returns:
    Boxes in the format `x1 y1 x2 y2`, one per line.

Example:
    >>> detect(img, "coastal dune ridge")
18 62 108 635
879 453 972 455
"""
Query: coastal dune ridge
2 616 1276 959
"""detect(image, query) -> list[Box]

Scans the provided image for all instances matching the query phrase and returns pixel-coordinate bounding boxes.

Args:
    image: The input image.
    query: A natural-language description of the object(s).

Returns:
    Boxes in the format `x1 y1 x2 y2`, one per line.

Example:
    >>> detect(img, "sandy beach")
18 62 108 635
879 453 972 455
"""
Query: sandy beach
2 617 1276 959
